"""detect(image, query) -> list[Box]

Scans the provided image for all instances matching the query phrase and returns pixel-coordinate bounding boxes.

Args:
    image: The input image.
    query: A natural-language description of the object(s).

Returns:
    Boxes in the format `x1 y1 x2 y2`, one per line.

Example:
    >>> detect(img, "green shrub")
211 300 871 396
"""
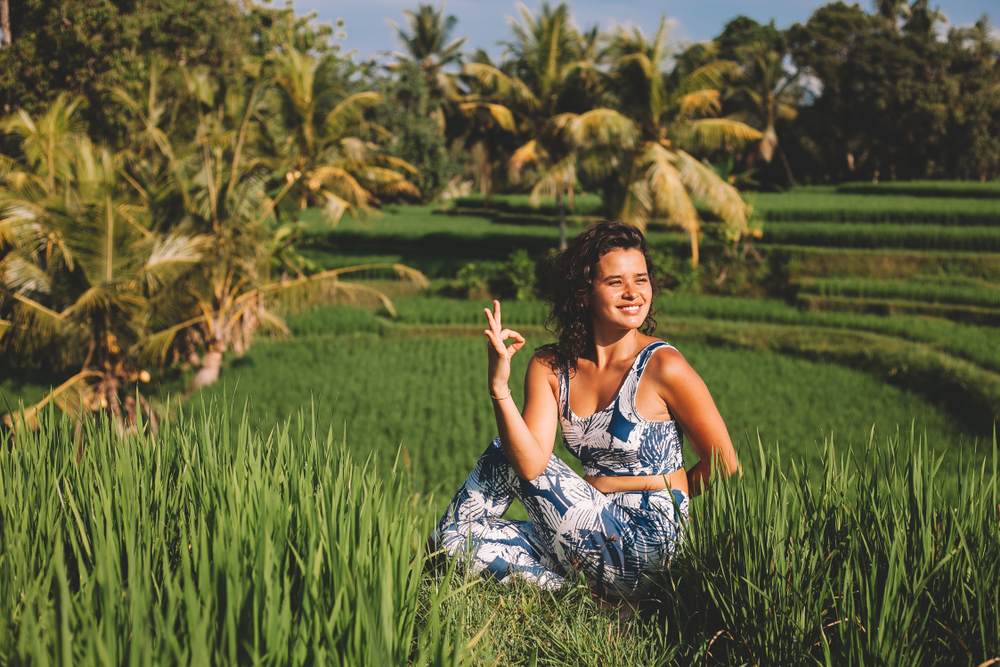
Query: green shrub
490 249 540 301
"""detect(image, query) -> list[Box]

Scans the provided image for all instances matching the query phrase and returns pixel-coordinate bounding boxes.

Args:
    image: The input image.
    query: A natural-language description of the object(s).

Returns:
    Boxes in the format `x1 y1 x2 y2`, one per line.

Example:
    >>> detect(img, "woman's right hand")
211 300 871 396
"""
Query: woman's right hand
484 300 525 395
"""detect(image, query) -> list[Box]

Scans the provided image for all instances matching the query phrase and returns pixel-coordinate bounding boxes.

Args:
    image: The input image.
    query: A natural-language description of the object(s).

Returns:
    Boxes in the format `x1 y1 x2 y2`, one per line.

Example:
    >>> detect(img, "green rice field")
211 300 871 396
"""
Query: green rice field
800 276 1000 309
760 221 1000 250
750 188 1000 224
6 187 1000 666
190 323 977 496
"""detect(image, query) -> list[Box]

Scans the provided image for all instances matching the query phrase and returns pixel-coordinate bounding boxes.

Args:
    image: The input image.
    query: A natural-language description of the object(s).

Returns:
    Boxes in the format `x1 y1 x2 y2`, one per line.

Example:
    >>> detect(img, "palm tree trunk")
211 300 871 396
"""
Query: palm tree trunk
557 190 567 250
192 348 224 389
689 231 700 268
778 147 797 188
1 0 10 47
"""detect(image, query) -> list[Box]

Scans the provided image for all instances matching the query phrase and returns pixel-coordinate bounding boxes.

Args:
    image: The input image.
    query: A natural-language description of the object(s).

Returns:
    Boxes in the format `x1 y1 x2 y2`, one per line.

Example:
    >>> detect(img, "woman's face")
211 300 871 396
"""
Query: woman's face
589 248 652 331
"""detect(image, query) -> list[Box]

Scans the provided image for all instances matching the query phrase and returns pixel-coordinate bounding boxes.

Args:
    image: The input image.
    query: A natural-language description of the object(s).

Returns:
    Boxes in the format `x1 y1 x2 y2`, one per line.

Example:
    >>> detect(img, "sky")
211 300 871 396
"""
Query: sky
299 0 998 61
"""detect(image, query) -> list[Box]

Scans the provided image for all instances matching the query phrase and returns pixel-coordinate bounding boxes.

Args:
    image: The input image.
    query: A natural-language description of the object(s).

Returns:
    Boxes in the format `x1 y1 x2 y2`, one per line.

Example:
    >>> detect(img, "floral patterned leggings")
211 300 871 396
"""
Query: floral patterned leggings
434 438 689 598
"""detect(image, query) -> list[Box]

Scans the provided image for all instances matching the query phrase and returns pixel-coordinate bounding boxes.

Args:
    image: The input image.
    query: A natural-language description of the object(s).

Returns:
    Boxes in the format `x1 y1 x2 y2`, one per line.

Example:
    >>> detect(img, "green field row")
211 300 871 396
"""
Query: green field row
751 190 1000 225
761 221 1000 251
451 191 1000 226
801 277 1000 309
775 246 1000 282
450 193 605 218
190 332 978 493
837 180 1000 199
305 295 1000 377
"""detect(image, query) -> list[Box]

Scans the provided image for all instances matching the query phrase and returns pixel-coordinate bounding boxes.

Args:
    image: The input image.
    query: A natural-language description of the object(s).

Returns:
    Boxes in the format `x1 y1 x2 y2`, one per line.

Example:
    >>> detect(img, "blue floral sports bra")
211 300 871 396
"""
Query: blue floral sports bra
558 341 685 477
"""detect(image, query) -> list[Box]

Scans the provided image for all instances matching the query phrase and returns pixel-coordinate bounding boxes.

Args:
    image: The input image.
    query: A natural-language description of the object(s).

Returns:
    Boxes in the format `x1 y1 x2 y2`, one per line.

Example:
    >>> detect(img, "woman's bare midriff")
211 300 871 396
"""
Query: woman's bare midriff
585 467 688 496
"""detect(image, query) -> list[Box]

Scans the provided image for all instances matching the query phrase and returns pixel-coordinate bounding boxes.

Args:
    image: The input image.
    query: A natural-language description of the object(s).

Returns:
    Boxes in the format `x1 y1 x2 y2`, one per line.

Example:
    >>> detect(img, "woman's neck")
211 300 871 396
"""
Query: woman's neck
589 327 642 369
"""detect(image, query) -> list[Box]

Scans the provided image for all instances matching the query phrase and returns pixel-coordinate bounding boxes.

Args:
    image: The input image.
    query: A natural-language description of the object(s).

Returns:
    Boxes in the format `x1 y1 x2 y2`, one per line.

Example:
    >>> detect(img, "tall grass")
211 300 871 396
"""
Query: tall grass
2 403 996 665
0 401 480 666
658 432 1000 665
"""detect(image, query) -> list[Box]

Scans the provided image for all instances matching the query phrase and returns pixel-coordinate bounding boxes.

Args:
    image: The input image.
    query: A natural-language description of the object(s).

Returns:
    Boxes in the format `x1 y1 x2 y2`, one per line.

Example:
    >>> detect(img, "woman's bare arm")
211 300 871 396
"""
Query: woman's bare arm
651 348 738 496
492 355 559 480
484 301 559 480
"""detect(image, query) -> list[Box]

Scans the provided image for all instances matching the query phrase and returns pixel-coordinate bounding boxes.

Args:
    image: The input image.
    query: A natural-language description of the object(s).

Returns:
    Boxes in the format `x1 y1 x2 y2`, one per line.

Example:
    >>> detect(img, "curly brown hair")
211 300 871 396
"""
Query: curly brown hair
539 221 659 370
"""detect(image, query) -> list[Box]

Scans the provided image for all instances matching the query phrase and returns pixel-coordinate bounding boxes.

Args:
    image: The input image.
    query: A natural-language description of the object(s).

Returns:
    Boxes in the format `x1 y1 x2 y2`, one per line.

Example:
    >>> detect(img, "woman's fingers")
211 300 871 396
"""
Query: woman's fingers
498 329 525 356
485 327 525 359
485 300 502 331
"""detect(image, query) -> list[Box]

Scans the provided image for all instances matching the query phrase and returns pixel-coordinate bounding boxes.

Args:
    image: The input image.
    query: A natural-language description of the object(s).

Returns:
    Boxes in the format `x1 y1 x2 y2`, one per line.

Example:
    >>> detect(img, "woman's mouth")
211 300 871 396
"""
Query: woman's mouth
617 304 642 315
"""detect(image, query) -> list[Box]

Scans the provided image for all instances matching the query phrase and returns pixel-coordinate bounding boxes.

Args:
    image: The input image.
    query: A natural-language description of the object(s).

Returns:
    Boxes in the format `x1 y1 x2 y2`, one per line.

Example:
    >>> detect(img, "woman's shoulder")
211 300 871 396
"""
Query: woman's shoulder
643 338 689 375
530 346 563 374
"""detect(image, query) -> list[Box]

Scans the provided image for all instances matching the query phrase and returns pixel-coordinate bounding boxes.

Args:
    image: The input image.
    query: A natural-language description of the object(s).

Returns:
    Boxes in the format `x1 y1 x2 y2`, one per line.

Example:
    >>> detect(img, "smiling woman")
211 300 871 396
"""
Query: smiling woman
432 221 738 600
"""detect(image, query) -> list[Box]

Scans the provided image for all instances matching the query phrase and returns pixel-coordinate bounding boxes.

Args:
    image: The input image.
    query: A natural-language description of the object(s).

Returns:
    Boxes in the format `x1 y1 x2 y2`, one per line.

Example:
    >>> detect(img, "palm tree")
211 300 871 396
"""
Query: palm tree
126 58 427 390
272 47 422 223
1 0 10 47
387 3 467 132
464 2 633 249
1 57 431 436
0 97 205 437
727 41 801 185
875 0 912 31
604 17 762 266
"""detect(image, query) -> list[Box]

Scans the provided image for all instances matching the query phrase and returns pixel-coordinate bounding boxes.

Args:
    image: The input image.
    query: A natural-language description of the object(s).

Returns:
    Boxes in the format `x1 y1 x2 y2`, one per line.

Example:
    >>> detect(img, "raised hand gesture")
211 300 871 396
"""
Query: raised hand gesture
484 300 525 398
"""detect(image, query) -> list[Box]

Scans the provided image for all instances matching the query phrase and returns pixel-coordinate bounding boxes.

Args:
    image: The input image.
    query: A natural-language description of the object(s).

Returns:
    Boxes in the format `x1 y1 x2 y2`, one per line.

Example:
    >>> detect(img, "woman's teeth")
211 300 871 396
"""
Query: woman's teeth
618 305 641 314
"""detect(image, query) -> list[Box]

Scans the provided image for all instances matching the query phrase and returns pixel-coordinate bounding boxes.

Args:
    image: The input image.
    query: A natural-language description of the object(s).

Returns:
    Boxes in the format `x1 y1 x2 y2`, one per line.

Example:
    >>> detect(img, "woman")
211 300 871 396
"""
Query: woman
434 222 738 599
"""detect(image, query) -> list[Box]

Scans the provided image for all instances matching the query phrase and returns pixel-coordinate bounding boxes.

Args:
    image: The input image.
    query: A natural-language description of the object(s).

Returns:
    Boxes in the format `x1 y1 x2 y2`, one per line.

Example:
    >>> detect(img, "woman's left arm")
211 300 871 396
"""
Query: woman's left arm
653 348 738 497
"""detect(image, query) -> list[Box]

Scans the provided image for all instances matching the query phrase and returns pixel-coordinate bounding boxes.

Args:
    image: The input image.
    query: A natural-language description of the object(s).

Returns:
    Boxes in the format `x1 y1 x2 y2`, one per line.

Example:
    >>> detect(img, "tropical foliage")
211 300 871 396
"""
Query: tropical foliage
0 47 426 432
2 0 999 428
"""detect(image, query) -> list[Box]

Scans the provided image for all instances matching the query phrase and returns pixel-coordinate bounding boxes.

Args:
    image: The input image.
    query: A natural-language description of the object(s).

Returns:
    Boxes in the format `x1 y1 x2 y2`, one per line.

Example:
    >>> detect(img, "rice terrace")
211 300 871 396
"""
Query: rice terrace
0 0 999 664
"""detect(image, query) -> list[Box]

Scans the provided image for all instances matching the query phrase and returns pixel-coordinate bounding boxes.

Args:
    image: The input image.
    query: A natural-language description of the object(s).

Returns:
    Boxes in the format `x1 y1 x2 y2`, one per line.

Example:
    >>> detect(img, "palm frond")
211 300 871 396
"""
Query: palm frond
142 233 206 291
677 90 722 118
458 102 517 133
642 143 700 234
682 119 763 152
551 109 637 148
677 61 741 97
133 313 208 365
462 63 539 110
259 262 429 316
11 293 66 337
323 92 383 138
2 370 103 432
529 154 576 206
0 253 51 295
672 149 752 242
509 140 544 182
